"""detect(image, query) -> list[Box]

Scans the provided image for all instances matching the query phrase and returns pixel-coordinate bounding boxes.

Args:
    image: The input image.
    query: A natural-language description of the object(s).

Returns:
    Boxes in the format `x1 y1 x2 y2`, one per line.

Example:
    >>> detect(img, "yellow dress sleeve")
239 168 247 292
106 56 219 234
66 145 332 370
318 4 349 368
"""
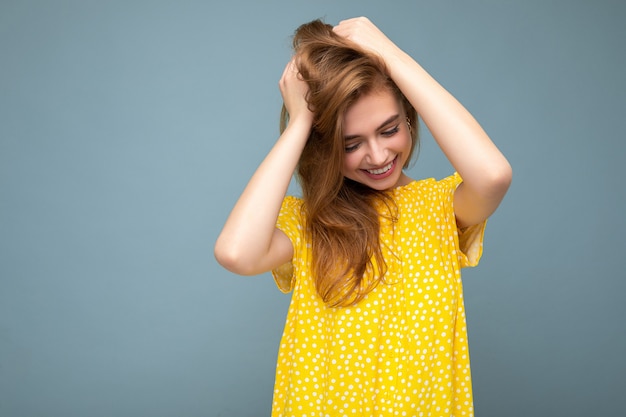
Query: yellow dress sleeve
271 196 303 293
439 173 487 268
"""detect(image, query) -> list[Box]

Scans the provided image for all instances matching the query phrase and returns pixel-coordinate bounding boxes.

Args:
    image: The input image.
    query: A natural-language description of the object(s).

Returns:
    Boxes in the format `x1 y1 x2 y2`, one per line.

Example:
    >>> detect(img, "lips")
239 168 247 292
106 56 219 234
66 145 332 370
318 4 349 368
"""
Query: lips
366 160 394 175
361 156 397 179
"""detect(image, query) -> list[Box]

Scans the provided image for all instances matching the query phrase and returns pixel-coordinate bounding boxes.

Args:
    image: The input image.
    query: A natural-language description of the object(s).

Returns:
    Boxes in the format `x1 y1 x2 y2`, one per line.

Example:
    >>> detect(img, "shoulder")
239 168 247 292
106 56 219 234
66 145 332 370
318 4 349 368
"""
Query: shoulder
276 195 306 236
280 195 304 216
283 195 303 206
391 173 461 198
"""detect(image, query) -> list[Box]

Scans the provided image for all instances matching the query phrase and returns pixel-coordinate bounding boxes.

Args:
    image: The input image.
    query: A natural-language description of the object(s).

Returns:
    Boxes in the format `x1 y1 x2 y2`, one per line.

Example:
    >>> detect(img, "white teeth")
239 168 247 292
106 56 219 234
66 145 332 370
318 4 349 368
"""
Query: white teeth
367 160 393 175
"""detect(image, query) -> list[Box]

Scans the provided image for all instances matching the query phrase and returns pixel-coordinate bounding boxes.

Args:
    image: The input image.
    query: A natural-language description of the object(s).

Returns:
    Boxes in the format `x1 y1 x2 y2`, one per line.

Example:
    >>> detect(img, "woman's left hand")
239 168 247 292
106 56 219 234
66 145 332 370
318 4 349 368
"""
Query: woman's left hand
333 17 401 60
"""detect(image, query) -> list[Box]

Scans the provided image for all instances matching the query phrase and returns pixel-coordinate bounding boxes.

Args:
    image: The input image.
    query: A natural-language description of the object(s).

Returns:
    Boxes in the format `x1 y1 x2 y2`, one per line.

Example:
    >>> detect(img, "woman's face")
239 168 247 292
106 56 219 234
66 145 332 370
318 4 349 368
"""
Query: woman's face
341 88 413 190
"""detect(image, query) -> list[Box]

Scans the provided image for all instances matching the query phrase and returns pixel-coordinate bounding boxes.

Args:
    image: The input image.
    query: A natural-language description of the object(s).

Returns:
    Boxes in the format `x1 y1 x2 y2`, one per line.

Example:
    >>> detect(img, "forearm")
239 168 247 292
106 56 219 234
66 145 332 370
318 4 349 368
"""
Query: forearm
214 118 309 273
377 46 511 226
386 50 511 189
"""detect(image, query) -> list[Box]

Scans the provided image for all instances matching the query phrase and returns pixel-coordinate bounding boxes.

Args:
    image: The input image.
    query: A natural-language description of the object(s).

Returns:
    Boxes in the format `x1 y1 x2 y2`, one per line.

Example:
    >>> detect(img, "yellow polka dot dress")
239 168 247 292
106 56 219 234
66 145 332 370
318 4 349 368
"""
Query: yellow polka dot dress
272 174 486 417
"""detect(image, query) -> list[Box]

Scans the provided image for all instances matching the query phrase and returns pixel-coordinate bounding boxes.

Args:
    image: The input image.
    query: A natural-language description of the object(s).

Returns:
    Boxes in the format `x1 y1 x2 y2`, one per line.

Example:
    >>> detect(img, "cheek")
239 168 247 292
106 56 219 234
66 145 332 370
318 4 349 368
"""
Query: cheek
399 134 414 165
342 152 360 173
397 132 412 151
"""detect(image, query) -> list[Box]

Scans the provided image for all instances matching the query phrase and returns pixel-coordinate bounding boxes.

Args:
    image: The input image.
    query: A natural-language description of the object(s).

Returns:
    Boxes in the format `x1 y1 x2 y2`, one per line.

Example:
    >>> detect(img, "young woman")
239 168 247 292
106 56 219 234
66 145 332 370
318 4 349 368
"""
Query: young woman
215 17 511 417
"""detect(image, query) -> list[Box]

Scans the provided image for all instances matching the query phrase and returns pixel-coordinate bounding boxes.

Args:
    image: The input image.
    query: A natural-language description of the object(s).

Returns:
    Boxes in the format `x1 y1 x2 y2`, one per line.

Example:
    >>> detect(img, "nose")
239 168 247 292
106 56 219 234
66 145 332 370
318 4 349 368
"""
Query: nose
365 139 388 166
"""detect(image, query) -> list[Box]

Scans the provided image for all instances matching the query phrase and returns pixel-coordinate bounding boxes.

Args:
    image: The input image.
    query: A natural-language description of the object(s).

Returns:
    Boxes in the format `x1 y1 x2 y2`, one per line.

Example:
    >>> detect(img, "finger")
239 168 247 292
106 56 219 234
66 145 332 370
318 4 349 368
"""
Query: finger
332 20 348 34
280 57 297 80
333 20 358 39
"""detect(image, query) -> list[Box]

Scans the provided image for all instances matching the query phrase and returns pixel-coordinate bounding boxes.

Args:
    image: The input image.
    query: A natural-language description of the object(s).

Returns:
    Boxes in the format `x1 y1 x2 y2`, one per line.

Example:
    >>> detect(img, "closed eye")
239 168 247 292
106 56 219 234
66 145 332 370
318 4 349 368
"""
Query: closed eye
345 142 361 153
381 125 399 137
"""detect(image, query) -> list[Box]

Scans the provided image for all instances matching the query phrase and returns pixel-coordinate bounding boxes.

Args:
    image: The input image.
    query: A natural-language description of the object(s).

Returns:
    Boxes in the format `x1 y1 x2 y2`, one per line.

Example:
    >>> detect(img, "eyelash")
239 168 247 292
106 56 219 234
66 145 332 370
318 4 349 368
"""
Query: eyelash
345 143 360 153
344 125 400 153
382 126 400 137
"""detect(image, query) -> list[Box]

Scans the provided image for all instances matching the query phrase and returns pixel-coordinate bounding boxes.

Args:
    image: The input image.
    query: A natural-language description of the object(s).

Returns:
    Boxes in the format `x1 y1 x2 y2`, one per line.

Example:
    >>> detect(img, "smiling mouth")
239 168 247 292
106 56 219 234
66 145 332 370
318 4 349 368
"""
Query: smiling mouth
365 158 396 175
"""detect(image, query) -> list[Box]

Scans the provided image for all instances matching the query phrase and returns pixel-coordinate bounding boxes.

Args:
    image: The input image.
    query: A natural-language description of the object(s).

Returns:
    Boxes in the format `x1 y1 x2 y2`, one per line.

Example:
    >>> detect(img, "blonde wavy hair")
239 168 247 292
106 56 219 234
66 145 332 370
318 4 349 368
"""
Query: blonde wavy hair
280 19 419 307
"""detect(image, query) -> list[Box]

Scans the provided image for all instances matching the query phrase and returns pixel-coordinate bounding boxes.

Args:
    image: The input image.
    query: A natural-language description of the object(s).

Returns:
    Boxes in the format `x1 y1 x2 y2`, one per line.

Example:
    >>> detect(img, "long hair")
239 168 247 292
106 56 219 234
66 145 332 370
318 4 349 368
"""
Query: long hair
280 19 419 307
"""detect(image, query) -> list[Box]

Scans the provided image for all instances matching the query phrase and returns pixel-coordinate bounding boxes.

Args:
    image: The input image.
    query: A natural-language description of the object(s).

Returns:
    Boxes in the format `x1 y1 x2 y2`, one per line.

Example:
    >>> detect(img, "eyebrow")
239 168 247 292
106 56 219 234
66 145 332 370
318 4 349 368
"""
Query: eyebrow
344 114 400 141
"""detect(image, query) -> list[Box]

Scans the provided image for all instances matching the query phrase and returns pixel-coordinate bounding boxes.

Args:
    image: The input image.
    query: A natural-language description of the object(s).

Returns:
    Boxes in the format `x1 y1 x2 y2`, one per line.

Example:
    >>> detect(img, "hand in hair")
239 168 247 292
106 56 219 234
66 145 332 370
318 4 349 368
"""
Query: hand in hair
279 56 314 129
333 17 402 62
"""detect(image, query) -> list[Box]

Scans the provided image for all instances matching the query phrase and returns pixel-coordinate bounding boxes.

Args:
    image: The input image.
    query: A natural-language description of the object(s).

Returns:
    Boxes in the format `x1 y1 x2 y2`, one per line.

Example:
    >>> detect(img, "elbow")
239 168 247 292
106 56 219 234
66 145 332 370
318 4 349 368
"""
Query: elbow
214 239 258 276
467 159 512 201
214 244 237 273
490 159 513 195
455 160 512 228
478 154 512 195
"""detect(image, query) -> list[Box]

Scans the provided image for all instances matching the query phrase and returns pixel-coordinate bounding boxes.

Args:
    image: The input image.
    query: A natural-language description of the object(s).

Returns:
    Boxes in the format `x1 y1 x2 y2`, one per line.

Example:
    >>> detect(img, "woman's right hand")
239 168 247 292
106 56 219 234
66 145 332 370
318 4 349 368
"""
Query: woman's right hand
279 57 314 127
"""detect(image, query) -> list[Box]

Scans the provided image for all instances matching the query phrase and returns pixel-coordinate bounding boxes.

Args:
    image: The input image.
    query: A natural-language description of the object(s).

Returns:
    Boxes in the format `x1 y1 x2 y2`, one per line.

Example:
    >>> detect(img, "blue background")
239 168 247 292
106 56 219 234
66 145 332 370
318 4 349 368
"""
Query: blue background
1 1 624 416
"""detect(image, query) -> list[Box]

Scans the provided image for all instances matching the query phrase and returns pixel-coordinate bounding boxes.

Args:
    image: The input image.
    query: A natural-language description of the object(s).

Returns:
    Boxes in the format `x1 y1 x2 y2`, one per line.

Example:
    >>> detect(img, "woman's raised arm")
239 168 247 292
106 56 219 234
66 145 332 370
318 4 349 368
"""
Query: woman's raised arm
214 58 313 275
334 17 512 228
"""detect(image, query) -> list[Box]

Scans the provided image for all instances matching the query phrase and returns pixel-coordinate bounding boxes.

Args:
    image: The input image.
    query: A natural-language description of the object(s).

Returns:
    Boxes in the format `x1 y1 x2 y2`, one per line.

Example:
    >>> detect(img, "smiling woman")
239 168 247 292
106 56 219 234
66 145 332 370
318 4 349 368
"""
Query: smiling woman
214 16 511 416
342 90 414 189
